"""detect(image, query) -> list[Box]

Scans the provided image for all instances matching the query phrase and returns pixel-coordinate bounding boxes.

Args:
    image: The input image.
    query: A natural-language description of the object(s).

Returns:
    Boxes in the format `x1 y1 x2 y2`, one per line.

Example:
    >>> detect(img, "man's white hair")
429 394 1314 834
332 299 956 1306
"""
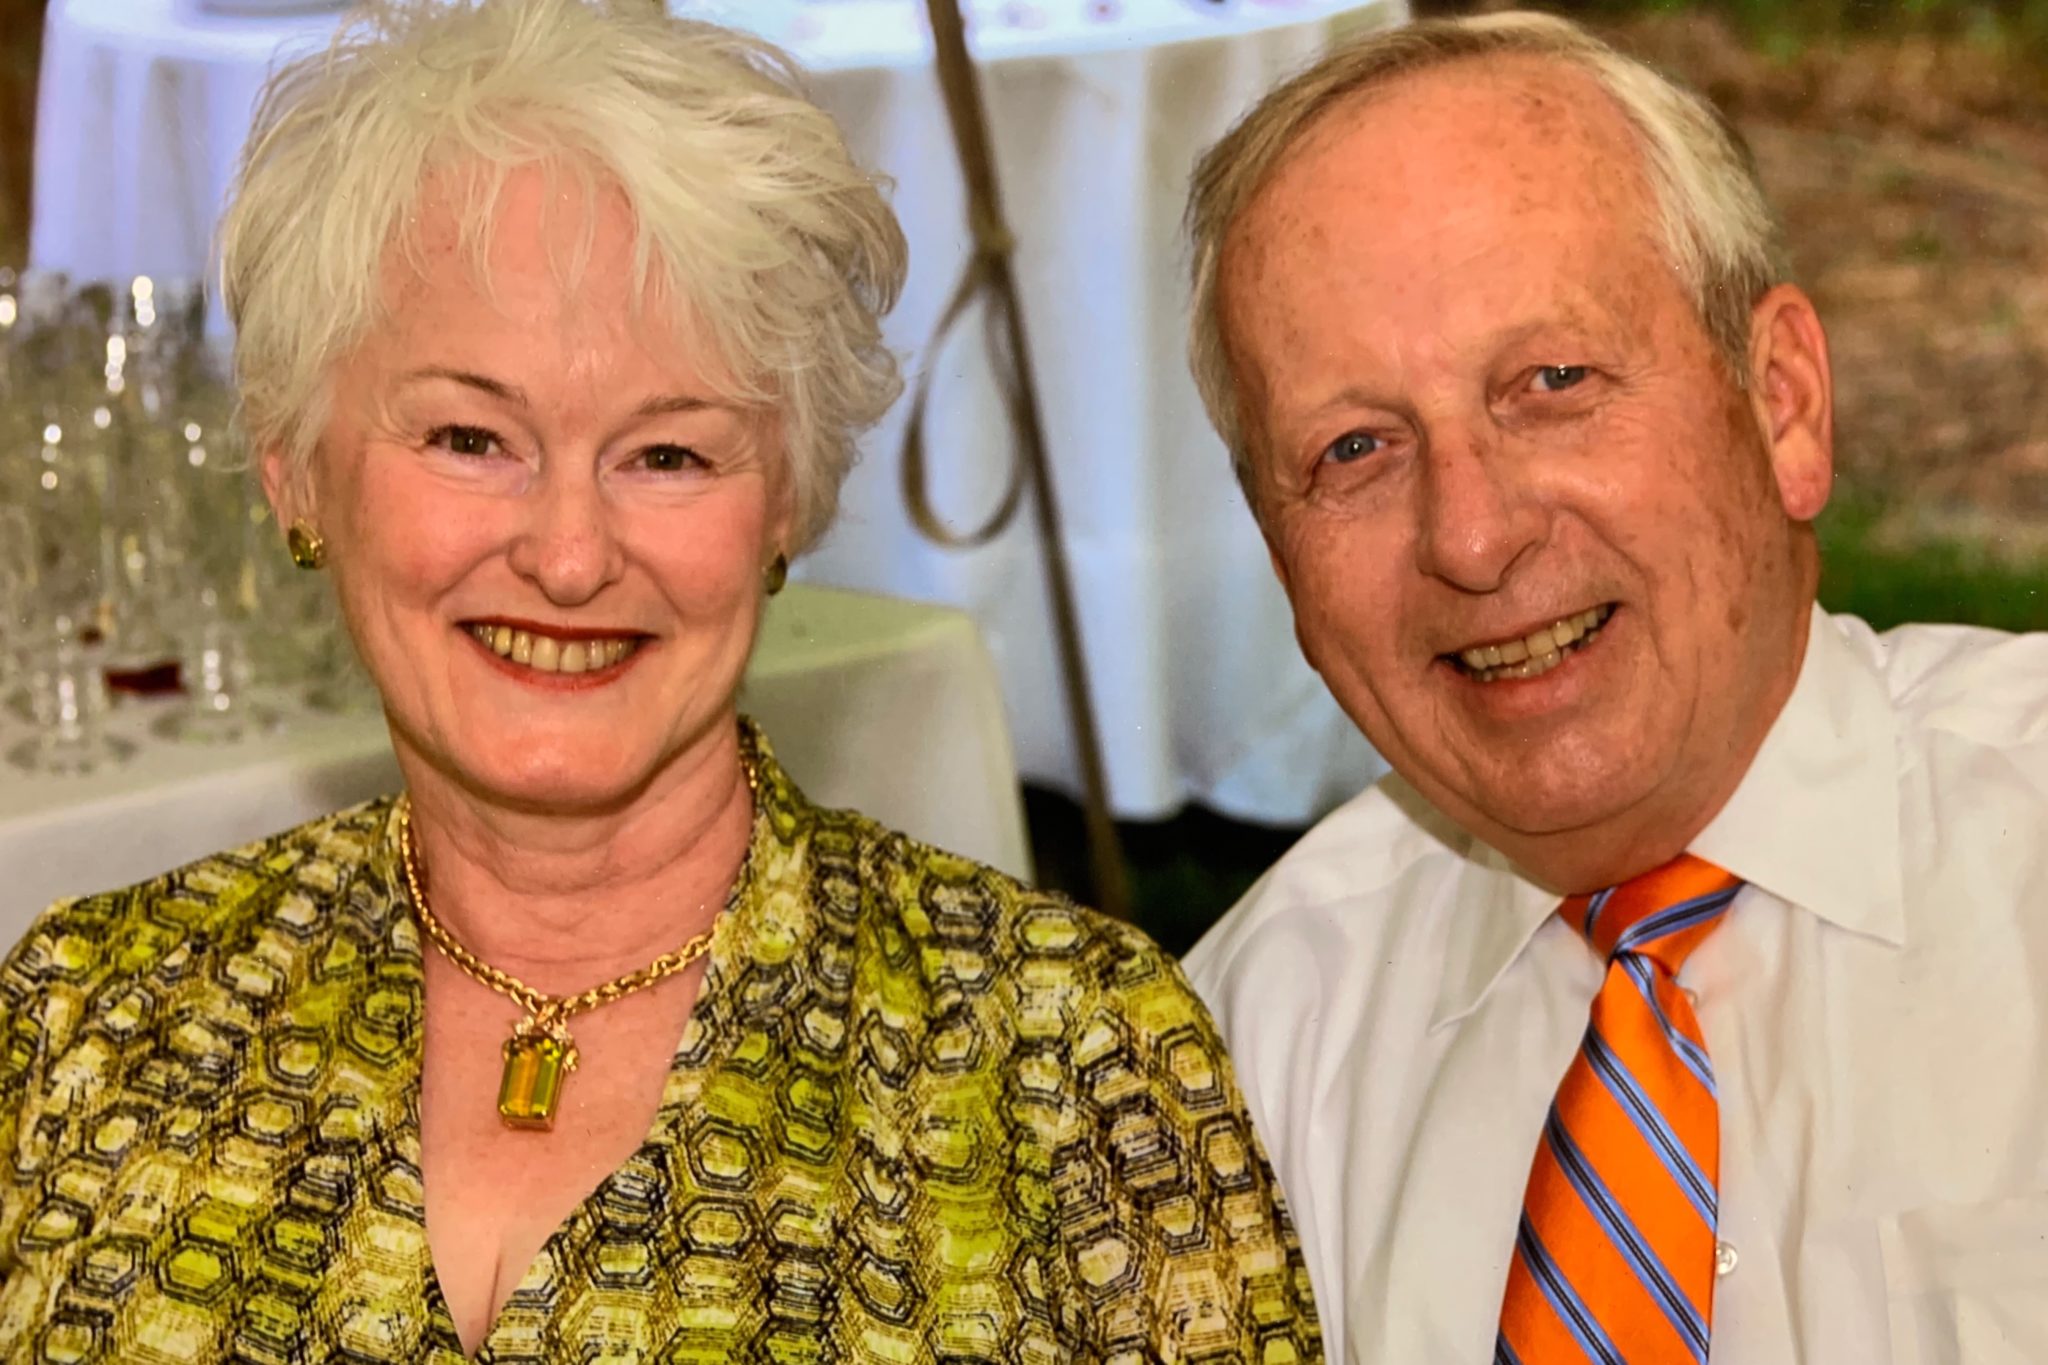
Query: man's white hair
220 0 907 552
1185 10 1790 480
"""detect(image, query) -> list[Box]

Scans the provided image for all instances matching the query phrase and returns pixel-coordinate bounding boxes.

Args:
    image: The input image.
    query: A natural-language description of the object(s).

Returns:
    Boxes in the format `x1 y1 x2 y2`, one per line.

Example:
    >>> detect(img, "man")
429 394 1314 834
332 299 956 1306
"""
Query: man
1181 11 2048 1364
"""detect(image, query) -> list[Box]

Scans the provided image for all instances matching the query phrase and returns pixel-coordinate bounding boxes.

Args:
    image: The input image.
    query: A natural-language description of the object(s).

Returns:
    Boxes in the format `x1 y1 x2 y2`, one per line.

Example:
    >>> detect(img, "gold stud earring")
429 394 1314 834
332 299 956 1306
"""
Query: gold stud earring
764 554 788 596
287 520 326 571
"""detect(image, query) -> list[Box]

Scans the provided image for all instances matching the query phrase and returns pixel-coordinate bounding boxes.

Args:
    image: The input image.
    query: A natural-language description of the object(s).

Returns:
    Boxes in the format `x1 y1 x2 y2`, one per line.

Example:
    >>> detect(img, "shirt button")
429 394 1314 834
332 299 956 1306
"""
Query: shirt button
1715 1241 1739 1277
1682 987 1702 1008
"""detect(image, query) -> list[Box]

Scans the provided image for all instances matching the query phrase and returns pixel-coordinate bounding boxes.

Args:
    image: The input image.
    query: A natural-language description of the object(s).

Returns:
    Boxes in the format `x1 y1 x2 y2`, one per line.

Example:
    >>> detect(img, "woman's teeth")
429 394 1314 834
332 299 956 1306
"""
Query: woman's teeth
1458 605 1614 683
466 624 639 675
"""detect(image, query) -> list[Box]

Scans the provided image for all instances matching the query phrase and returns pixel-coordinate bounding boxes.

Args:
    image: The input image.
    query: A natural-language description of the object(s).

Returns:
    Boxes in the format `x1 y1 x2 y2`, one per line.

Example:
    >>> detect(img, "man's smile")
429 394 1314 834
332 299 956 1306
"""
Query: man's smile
1445 603 1617 683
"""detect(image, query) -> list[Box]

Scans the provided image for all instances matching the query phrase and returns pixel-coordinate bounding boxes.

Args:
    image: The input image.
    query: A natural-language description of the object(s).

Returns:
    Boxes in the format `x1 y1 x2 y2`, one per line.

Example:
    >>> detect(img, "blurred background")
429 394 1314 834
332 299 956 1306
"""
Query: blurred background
1 0 2043 952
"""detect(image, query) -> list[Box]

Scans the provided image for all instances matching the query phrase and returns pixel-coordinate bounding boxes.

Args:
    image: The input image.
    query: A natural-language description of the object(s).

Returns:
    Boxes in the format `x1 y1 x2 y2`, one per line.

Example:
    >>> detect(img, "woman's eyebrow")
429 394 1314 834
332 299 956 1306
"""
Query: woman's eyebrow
401 366 527 405
632 394 725 418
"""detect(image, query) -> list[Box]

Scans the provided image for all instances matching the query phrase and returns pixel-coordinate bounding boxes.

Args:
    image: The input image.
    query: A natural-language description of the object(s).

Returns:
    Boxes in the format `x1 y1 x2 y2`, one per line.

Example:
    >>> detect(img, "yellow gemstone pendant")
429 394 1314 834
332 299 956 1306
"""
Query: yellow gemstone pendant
498 1030 577 1130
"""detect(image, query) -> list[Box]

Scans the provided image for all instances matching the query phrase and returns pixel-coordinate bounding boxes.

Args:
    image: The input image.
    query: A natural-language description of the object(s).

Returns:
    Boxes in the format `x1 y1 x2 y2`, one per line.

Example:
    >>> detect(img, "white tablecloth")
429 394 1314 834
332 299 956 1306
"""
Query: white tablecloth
31 0 1399 822
0 585 1030 937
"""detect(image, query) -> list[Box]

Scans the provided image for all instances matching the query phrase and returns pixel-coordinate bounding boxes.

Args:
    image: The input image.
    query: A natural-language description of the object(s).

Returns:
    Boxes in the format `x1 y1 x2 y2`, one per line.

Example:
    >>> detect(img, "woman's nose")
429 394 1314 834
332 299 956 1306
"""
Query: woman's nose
504 469 626 605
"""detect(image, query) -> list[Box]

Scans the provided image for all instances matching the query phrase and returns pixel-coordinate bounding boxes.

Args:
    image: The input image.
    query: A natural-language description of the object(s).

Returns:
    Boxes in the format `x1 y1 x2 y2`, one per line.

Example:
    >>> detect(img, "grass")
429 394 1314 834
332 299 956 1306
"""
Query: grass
1817 497 2048 632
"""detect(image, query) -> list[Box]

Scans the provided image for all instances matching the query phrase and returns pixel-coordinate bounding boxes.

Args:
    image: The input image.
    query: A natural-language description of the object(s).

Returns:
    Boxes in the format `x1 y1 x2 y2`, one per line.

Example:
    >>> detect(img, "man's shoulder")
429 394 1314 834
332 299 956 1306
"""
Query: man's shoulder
1184 772 1476 989
1847 614 2048 751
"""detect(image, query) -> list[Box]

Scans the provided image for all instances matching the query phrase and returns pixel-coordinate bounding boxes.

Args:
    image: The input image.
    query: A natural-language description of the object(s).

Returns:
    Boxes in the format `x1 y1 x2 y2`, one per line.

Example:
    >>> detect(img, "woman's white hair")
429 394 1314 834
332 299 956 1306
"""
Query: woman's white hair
1185 10 1790 479
220 0 907 553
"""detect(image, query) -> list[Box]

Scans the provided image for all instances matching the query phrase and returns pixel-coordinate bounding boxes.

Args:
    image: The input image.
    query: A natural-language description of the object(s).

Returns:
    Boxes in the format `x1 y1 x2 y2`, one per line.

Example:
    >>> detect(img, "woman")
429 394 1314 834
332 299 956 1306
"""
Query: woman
0 1 1319 1359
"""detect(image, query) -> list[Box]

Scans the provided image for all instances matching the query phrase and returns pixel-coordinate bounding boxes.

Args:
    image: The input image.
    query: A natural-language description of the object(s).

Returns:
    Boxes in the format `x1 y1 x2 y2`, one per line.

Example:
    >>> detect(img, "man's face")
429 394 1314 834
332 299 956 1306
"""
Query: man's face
1218 59 1831 889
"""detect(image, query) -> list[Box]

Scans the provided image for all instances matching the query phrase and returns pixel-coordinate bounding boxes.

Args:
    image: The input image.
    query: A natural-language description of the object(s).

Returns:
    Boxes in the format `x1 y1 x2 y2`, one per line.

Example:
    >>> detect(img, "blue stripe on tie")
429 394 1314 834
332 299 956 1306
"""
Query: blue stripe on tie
1582 1028 1718 1226
1582 886 1615 939
1546 1113 1709 1362
1619 955 1717 1097
1516 1216 1625 1365
1494 1335 1524 1365
1613 886 1739 957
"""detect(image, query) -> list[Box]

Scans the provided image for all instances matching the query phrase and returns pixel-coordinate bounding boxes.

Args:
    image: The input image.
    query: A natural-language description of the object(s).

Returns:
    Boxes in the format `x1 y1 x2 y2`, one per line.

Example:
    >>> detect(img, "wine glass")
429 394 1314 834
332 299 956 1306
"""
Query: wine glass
4 274 130 774
152 408 279 743
103 276 214 690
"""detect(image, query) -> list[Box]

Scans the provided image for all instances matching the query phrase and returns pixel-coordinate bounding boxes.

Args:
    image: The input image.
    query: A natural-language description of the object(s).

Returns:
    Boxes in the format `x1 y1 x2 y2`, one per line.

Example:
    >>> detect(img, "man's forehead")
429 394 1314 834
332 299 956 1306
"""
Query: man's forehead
1232 55 1656 256
1218 57 1665 331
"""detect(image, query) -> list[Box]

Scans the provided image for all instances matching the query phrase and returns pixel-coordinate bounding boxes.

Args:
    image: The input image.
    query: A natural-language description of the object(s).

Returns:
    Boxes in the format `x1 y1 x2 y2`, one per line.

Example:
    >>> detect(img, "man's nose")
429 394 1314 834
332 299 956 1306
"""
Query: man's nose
505 466 626 606
1413 422 1547 594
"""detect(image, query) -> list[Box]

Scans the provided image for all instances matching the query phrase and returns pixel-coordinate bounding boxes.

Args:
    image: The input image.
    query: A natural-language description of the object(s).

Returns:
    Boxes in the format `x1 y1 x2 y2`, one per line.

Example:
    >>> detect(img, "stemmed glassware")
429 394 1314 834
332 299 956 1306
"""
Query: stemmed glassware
2 272 128 773
101 275 206 688
0 270 391 770
0 505 32 717
0 271 305 768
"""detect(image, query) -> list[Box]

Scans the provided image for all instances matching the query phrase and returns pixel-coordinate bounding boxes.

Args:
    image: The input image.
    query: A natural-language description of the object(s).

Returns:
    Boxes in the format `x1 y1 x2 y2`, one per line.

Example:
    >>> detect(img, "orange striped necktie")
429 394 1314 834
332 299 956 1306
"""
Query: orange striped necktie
1495 855 1744 1365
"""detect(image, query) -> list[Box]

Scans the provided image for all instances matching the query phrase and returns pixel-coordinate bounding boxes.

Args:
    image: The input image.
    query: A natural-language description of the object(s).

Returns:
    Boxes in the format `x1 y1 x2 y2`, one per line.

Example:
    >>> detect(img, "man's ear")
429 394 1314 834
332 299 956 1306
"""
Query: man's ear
1746 284 1834 523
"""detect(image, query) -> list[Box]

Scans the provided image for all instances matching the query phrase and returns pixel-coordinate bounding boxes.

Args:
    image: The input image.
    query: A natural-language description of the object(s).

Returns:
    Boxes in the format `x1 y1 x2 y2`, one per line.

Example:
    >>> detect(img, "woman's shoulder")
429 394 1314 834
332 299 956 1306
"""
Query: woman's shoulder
807 799 1198 1023
9 798 400 991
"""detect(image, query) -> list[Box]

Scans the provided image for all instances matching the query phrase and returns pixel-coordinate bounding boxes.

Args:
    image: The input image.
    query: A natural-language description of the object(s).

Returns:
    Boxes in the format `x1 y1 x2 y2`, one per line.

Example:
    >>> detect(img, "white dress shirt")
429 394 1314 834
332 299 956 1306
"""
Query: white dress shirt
1185 608 2048 1365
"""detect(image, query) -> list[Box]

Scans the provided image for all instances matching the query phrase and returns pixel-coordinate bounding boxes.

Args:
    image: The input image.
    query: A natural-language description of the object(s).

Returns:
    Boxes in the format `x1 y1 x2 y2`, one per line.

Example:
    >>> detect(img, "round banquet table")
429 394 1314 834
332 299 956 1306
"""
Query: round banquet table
30 0 1402 824
0 585 1031 939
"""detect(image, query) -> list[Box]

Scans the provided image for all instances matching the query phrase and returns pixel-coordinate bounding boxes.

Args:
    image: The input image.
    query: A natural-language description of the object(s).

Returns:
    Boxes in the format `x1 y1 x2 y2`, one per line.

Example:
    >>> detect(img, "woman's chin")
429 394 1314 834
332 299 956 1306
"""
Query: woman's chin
440 741 663 815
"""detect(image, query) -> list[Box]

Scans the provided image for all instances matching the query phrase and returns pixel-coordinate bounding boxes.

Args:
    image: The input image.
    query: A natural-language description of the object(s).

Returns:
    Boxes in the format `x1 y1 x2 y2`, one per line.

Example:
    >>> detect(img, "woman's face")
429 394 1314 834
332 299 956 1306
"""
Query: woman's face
269 167 789 814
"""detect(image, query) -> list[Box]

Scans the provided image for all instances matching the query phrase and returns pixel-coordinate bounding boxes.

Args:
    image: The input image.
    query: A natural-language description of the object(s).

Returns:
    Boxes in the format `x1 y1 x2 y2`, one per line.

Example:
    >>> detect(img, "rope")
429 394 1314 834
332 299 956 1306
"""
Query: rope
906 0 1133 920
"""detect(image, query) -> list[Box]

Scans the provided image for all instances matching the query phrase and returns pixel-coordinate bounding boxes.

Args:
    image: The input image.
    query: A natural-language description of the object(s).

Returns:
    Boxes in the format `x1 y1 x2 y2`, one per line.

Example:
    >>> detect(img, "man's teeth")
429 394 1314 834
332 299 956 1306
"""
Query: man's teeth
1458 605 1614 683
467 624 638 675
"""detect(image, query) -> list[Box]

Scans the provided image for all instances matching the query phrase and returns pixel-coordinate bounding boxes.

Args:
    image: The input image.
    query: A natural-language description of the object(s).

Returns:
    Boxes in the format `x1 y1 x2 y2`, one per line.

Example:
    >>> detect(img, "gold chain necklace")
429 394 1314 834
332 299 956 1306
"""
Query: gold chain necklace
394 758 757 1132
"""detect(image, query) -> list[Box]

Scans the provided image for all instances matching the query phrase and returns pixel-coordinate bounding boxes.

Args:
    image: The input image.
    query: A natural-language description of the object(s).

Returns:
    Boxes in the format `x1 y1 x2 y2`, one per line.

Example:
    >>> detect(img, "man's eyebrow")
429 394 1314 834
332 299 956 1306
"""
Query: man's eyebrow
402 367 528 406
1303 384 1392 421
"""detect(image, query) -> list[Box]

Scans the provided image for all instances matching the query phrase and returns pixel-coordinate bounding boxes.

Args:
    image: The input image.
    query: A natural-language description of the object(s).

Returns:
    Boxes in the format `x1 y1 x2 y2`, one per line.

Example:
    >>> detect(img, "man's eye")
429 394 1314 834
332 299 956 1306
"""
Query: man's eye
641 444 703 473
1321 432 1383 465
428 424 498 457
1532 365 1590 393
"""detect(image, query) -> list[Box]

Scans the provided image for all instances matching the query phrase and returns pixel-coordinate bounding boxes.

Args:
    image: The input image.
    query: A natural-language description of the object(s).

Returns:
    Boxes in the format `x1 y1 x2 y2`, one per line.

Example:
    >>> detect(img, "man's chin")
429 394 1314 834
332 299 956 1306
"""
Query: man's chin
1437 758 1659 847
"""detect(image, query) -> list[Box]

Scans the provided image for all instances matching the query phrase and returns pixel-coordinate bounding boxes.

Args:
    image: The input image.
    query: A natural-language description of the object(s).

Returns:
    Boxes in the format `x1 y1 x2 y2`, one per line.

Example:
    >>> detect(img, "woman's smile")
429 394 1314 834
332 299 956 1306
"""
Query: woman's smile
461 618 651 681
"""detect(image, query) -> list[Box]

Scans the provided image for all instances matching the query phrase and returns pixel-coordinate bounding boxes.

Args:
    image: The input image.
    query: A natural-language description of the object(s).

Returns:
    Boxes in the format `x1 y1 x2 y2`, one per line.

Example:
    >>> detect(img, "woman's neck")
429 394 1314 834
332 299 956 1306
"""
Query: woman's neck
391 722 756 993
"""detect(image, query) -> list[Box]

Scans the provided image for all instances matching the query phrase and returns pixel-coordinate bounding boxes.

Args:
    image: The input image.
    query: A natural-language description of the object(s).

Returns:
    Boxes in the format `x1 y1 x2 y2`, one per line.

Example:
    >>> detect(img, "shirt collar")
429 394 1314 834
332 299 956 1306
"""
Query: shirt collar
1689 605 1905 946
701 718 820 1012
1428 838 1565 1033
1429 605 1906 1033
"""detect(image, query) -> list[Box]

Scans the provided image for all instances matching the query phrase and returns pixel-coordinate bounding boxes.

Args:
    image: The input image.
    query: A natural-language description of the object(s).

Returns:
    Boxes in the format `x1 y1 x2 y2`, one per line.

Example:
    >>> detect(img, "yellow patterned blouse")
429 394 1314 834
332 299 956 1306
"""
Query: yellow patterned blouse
0 731 1320 1363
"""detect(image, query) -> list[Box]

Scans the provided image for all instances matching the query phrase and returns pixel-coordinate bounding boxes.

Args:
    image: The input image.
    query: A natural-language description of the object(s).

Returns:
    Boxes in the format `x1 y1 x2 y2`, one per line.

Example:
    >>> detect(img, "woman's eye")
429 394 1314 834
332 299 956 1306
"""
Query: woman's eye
427 424 499 457
640 444 703 473
1321 432 1383 465
1532 365 1590 393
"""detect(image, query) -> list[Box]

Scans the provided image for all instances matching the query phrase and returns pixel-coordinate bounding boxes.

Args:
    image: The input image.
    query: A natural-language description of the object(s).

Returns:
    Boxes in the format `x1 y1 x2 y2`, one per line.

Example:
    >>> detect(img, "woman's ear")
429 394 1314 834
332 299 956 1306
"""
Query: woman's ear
1746 284 1835 523
259 444 311 530
259 445 293 522
766 413 799 558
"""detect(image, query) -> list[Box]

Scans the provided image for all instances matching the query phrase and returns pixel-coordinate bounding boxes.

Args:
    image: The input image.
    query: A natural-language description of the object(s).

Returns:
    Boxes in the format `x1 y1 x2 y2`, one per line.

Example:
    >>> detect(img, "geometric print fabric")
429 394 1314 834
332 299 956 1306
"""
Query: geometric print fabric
0 723 1321 1362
